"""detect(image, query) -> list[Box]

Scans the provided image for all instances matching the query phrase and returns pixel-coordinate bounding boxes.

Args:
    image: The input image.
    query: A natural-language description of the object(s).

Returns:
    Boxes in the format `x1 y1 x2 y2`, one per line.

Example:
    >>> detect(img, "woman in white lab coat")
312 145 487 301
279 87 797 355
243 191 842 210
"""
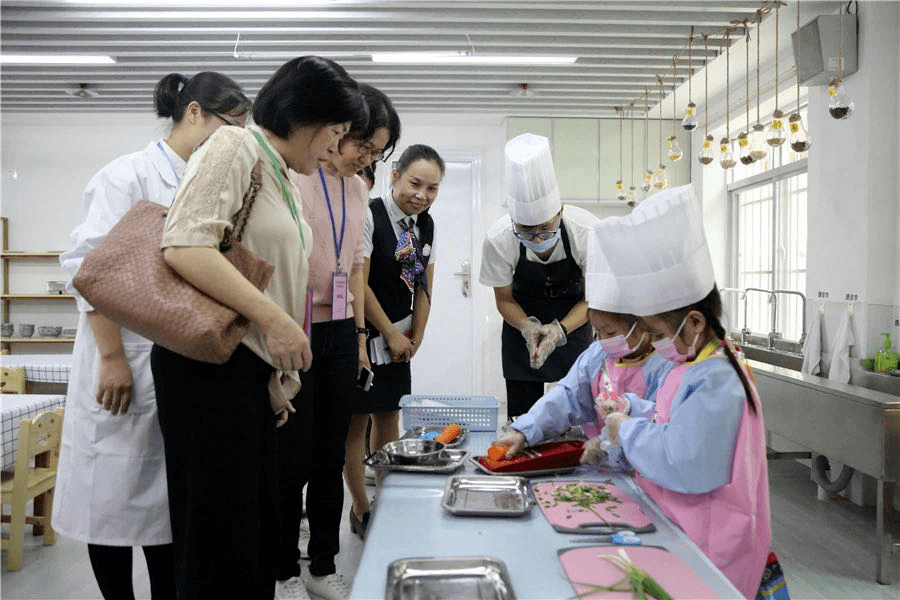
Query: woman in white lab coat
53 72 249 600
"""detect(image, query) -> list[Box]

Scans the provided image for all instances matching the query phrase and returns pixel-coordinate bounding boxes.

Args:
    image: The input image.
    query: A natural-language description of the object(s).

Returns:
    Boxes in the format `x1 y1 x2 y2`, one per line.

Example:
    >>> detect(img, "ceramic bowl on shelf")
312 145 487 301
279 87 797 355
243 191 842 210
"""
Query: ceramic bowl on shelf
62 327 78 338
1 322 13 337
38 325 62 337
19 324 34 338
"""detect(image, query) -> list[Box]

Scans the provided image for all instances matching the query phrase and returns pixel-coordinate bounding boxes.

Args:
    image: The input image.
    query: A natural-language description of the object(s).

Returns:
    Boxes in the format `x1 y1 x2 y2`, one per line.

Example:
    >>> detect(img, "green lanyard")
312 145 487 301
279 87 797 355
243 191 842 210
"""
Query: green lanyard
251 129 305 248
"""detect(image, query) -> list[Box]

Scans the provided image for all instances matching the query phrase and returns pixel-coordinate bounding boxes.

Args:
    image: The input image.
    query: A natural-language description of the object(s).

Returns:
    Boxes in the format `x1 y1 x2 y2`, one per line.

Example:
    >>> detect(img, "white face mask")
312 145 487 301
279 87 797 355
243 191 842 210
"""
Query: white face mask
651 314 699 364
597 322 646 360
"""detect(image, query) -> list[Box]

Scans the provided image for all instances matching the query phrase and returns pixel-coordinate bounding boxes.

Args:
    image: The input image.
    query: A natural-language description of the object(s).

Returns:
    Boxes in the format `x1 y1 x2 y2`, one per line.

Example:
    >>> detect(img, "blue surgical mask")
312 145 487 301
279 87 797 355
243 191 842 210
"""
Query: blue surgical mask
651 314 699 364
520 229 561 254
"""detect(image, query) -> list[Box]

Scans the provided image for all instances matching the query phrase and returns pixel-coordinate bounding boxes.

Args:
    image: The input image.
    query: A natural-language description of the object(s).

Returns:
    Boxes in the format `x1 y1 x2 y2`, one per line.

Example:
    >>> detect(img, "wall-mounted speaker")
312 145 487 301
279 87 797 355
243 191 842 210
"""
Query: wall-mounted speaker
792 14 858 86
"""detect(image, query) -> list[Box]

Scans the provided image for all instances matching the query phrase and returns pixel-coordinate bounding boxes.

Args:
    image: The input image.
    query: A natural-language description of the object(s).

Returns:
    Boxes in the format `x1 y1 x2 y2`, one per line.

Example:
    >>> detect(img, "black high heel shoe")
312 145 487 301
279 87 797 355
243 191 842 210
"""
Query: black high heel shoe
349 507 370 540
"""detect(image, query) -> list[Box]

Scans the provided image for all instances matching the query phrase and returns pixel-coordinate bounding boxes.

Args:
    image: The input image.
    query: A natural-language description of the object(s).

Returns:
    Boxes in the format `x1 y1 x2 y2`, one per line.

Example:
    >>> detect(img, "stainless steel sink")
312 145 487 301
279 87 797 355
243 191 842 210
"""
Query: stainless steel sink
737 343 803 371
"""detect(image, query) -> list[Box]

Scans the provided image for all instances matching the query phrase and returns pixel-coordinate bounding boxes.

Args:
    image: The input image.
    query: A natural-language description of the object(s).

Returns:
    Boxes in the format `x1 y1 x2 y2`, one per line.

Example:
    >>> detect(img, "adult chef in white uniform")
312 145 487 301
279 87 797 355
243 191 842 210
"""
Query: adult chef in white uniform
480 133 597 418
53 72 249 600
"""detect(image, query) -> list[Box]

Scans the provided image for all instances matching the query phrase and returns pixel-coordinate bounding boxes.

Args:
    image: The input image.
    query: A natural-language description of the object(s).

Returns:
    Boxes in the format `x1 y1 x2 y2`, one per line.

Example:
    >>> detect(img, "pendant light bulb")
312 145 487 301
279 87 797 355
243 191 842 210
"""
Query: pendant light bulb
682 102 699 131
767 109 786 147
651 164 668 189
698 134 715 165
641 169 653 193
788 113 811 153
719 137 736 169
749 123 767 161
666 136 684 162
738 132 755 164
826 78 854 120
615 179 626 201
627 186 636 207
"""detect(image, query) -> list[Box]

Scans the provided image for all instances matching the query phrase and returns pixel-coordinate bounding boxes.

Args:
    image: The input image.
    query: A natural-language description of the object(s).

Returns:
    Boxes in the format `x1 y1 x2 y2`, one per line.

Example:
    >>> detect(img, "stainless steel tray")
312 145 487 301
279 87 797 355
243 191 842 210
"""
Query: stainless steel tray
441 475 532 517
385 556 517 600
467 455 578 478
400 425 468 448
364 448 469 473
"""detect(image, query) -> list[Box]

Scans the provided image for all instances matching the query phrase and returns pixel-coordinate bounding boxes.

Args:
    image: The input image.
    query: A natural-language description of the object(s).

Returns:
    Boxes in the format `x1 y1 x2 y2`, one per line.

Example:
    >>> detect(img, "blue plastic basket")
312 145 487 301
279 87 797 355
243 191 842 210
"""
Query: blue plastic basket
399 394 499 432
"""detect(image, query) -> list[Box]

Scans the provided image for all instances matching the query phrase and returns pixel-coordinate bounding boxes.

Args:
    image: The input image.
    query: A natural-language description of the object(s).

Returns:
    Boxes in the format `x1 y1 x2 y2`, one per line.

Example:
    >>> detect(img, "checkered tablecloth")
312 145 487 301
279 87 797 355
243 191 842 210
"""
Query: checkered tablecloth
1 354 73 383
1 394 67 471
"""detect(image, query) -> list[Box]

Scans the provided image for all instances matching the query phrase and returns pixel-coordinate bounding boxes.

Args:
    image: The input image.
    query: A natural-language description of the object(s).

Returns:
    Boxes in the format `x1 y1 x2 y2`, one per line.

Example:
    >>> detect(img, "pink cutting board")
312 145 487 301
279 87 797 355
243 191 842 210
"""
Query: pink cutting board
533 481 653 531
559 546 720 599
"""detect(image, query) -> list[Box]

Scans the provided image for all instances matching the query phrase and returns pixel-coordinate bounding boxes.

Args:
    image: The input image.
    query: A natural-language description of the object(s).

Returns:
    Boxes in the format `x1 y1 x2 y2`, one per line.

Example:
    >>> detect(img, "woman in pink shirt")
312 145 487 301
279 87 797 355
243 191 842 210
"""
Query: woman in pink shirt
276 84 400 600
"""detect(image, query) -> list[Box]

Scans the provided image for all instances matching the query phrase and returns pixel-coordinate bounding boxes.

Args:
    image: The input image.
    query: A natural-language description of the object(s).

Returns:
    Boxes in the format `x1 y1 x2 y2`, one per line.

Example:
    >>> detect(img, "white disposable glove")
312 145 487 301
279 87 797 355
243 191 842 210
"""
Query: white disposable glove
601 412 631 447
519 316 543 356
492 429 527 459
579 438 610 465
530 320 566 369
597 393 630 418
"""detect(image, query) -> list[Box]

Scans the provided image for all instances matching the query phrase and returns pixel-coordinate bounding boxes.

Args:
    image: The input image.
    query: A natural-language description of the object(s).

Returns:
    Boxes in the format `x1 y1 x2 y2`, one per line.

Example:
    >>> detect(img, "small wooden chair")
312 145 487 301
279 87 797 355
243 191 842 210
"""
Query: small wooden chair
1 366 27 394
1 407 65 571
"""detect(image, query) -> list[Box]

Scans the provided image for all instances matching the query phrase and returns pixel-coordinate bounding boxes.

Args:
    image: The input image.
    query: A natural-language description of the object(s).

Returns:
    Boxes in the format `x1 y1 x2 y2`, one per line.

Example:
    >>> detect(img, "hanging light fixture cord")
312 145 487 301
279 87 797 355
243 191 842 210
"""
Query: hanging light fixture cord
703 34 709 137
796 0 801 114
756 9 762 124
672 56 678 136
630 105 635 190
657 75 664 165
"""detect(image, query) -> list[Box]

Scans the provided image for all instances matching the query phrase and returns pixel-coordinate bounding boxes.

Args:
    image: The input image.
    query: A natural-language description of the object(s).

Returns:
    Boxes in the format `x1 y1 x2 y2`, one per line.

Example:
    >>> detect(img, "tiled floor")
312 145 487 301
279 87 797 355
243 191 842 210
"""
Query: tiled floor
2 459 898 599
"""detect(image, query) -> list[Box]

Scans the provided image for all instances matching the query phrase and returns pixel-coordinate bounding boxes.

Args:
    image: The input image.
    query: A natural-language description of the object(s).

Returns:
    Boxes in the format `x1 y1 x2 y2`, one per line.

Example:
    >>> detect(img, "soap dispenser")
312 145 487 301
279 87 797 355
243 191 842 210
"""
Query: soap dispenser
873 333 899 373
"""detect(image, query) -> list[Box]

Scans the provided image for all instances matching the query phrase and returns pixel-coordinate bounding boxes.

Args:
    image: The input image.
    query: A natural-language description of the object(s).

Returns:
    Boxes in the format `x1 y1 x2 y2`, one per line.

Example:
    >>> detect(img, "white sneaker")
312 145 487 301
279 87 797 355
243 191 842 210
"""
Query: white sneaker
298 518 310 558
305 573 350 600
275 575 311 600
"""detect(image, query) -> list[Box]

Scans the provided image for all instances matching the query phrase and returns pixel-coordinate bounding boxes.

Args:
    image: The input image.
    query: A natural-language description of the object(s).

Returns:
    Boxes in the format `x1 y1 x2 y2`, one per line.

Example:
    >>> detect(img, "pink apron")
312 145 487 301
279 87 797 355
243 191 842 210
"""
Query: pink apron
634 345 771 599
583 358 650 438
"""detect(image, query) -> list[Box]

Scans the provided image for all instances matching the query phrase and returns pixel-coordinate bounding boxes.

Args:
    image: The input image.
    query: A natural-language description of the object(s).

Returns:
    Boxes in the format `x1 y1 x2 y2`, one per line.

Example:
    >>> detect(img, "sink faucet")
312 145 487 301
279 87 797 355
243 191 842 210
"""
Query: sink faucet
773 289 807 346
743 287 775 346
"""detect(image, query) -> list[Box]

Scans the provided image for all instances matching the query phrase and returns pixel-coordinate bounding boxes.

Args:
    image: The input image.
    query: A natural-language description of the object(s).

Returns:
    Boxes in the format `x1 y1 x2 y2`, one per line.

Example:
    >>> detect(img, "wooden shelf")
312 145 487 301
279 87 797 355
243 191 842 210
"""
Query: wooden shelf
2 294 74 300
1 252 63 258
1 337 75 343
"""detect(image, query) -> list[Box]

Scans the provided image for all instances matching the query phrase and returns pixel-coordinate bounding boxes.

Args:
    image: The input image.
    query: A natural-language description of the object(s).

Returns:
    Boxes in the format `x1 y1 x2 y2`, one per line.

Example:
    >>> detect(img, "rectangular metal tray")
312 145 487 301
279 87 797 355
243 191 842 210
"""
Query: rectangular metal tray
467 455 578 478
441 475 532 517
400 425 468 448
364 448 469 474
385 556 517 600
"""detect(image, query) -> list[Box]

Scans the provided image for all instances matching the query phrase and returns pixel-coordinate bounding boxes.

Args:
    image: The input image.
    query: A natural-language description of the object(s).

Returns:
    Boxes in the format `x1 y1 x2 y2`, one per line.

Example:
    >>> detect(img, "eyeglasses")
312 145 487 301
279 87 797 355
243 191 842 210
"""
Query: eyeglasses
512 228 560 241
357 141 385 162
213 113 242 127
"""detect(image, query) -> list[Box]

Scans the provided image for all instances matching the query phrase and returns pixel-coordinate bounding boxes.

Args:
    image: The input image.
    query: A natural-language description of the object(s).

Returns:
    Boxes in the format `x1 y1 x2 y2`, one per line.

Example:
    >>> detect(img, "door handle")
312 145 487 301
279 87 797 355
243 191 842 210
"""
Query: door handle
452 259 470 298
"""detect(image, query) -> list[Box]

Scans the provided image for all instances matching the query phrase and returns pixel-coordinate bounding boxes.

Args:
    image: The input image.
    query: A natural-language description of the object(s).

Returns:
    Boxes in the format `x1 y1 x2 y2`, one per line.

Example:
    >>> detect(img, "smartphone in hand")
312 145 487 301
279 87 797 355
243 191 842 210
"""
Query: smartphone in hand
357 366 374 391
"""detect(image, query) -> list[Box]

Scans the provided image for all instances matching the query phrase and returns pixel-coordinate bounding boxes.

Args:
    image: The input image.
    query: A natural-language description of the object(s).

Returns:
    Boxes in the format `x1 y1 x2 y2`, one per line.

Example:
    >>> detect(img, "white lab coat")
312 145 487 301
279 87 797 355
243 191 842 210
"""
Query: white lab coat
52 140 183 545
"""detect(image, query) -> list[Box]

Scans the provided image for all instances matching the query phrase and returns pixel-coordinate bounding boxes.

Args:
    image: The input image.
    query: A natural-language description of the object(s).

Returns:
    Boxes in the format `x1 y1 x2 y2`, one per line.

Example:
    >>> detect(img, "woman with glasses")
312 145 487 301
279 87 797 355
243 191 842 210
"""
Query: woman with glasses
273 83 399 600
479 133 597 418
54 71 250 600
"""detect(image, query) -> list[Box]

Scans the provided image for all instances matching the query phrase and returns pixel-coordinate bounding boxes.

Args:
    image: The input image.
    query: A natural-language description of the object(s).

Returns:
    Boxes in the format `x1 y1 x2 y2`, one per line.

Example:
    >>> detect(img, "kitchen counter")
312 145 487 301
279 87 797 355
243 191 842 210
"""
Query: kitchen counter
350 431 743 599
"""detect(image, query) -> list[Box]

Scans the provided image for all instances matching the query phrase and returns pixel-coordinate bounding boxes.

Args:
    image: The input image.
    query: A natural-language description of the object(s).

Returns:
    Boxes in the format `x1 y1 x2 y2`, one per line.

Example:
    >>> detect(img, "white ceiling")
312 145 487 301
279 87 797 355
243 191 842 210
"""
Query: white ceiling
0 0 841 116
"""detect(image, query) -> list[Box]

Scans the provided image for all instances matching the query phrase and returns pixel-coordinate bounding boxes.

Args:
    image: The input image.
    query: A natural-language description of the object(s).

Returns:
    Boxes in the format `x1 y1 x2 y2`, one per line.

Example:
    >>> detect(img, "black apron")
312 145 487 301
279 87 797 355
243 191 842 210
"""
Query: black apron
500 222 593 382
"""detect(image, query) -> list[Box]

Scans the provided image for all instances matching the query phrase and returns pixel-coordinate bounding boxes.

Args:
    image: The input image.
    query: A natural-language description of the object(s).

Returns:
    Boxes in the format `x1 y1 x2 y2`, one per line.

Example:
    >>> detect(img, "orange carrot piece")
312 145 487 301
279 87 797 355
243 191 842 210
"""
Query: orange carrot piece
487 444 510 461
435 423 461 444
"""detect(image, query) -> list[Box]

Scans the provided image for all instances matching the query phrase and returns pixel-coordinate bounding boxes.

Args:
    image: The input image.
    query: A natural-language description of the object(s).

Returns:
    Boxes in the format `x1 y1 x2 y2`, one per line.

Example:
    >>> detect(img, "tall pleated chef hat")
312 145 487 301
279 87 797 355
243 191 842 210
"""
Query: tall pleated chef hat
586 184 715 316
505 133 561 226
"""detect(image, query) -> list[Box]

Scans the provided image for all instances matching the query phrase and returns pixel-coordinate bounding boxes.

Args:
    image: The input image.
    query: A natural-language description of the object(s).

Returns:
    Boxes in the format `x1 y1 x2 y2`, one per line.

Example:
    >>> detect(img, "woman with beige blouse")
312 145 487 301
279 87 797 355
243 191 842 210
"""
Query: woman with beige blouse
149 56 367 600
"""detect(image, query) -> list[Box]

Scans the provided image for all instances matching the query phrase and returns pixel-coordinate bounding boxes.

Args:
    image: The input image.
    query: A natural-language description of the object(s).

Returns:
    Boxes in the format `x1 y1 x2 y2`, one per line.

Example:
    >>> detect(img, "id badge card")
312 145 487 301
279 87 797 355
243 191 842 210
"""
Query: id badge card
331 271 348 320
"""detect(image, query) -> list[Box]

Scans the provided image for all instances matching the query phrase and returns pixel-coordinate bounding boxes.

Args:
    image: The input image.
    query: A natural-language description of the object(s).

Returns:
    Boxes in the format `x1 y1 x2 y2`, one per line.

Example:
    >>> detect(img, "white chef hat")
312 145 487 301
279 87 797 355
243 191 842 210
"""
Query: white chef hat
587 184 716 316
505 133 561 226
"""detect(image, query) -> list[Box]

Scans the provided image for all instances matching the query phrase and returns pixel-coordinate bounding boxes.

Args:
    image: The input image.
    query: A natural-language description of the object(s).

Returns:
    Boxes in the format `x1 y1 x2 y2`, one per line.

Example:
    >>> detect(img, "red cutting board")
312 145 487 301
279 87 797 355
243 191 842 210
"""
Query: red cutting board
476 440 584 473
559 546 720 599
533 481 654 533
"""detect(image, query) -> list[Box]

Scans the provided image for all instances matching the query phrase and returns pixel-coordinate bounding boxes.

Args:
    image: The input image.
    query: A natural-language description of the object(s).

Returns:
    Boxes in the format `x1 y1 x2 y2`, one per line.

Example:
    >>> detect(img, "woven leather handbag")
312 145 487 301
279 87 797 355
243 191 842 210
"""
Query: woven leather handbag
73 160 274 364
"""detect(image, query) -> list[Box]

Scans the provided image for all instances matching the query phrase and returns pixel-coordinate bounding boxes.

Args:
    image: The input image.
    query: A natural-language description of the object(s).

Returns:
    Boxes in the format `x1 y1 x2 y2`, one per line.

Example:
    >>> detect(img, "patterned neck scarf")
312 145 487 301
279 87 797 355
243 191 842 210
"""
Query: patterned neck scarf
395 217 429 298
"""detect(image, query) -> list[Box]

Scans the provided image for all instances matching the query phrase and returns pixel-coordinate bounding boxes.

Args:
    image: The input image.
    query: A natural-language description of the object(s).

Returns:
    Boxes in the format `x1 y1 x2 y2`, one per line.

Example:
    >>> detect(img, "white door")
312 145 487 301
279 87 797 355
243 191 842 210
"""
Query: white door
403 156 482 394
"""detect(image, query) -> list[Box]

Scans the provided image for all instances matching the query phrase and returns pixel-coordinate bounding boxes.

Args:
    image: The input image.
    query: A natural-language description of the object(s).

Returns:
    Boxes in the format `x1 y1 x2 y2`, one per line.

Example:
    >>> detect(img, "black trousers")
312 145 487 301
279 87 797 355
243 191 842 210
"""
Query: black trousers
152 344 277 600
275 319 357 579
505 379 546 419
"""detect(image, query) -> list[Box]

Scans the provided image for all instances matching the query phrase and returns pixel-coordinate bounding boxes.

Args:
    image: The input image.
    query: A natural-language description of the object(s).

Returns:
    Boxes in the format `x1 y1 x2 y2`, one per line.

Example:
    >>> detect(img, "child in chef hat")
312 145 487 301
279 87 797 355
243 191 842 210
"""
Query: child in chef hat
491 228 676 467
596 184 771 599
